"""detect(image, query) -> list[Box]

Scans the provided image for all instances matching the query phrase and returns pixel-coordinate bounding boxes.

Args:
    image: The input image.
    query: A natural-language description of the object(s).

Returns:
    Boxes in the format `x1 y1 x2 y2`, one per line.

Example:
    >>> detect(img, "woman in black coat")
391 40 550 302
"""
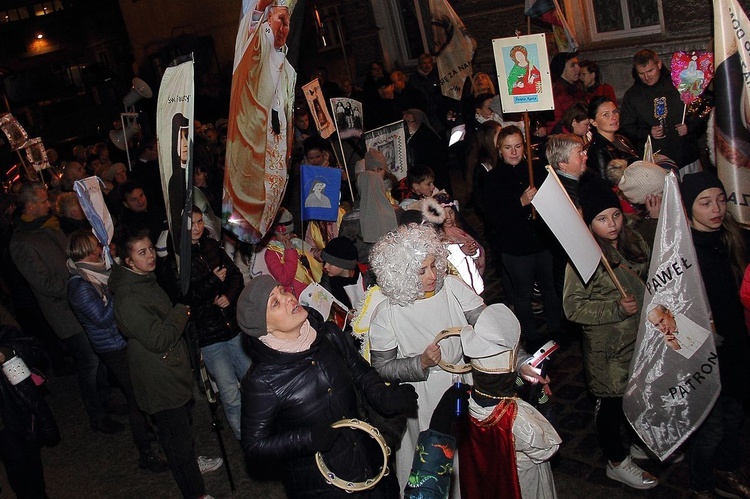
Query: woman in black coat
586 97 639 186
237 275 417 498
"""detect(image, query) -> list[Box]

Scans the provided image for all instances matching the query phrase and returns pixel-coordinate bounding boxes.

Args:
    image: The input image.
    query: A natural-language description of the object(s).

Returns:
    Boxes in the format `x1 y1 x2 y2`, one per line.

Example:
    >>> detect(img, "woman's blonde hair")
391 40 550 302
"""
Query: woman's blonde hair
66 229 100 262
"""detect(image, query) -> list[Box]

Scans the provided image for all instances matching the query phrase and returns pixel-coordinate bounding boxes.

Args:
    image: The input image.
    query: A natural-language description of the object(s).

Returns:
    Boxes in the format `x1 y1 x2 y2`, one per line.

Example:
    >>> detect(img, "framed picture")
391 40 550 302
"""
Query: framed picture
492 33 554 113
363 121 407 180
302 79 336 139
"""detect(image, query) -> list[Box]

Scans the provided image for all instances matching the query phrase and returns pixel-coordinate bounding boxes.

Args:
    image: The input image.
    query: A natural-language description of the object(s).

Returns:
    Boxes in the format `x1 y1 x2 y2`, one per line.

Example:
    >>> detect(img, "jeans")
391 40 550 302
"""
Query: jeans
689 394 745 491
63 331 108 424
151 403 206 498
201 334 251 440
502 250 562 350
99 347 152 451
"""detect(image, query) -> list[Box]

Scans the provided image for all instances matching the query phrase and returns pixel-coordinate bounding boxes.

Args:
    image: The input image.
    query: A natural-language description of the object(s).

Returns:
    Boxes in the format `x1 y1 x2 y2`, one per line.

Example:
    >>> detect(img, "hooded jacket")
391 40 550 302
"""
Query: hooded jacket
109 263 192 414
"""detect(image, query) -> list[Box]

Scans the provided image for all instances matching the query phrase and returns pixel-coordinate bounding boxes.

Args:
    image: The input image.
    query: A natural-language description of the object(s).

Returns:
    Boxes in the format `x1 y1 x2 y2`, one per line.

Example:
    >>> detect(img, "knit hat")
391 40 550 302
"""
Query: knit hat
618 161 668 205
461 304 521 374
321 237 358 270
550 51 578 79
375 77 393 89
680 172 726 220
580 177 621 225
364 148 388 172
237 275 280 337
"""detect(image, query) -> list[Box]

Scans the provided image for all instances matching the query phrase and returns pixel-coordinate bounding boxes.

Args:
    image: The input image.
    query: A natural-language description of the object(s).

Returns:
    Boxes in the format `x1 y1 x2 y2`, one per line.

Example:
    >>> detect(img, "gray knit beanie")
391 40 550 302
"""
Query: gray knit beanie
237 275 280 337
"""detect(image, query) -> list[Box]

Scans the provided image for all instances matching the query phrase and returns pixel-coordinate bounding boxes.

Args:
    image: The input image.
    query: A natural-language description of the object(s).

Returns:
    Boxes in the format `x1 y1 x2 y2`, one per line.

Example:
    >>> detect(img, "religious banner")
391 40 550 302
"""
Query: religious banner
492 33 554 114
223 0 298 243
428 0 476 100
363 121 407 180
302 78 335 138
330 97 363 139
623 172 719 460
74 176 115 267
531 167 601 283
300 163 341 222
156 54 194 295
713 0 750 224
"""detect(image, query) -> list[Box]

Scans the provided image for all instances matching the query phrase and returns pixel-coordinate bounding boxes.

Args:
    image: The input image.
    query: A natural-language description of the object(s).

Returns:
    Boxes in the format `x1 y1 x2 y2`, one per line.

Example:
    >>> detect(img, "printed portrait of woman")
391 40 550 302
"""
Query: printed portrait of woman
304 179 331 208
507 45 542 96
168 113 190 252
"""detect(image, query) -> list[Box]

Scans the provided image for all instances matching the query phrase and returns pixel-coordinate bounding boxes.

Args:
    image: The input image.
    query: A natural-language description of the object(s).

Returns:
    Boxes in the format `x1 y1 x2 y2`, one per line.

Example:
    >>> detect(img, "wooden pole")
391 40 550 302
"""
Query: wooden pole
523 112 536 218
328 135 355 202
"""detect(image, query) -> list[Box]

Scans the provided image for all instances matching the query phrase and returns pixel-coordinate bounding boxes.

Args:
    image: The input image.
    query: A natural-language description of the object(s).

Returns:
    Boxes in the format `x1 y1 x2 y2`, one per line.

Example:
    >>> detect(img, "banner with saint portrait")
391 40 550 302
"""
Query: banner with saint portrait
302 78 335 139
223 0 298 244
363 121 407 181
623 172 719 460
156 54 194 295
492 33 554 113
300 163 341 222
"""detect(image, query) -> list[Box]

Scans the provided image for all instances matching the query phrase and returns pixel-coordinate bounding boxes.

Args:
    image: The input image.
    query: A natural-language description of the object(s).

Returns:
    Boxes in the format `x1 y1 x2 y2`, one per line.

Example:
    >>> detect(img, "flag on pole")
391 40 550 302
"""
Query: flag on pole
74 176 114 267
531 167 601 283
223 0 298 243
428 0 476 100
156 54 195 295
525 0 578 52
713 0 750 224
623 172 719 460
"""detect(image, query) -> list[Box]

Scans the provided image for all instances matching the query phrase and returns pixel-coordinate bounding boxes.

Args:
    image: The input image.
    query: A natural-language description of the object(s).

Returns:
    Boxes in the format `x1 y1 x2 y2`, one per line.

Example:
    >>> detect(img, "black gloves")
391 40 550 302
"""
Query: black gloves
379 381 418 417
310 422 341 452
429 383 470 436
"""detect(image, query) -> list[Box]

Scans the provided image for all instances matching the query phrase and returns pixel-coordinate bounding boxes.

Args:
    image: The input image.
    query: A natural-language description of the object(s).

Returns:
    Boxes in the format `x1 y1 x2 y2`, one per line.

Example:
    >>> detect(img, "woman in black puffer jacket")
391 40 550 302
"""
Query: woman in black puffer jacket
238 275 418 498
182 209 248 440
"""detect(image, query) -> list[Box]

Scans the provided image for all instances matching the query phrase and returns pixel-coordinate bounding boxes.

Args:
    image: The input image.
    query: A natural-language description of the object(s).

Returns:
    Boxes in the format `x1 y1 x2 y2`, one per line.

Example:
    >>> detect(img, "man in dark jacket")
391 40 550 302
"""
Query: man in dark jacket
620 49 702 172
10 182 122 434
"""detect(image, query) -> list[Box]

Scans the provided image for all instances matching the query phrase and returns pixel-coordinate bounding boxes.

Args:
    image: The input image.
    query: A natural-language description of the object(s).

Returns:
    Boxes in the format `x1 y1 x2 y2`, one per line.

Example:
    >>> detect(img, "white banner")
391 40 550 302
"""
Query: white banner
363 121 408 181
623 172 719 460
156 55 195 294
531 167 601 283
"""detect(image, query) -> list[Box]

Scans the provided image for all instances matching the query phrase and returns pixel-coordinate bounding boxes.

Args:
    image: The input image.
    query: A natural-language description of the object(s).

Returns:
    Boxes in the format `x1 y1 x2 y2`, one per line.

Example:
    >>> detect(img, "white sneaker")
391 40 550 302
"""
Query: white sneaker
606 455 658 490
197 456 223 474
630 443 684 463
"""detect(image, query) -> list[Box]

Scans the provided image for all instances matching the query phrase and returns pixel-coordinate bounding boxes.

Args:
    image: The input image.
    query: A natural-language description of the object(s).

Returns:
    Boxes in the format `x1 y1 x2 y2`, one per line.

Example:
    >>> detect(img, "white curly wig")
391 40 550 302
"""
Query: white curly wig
370 224 449 307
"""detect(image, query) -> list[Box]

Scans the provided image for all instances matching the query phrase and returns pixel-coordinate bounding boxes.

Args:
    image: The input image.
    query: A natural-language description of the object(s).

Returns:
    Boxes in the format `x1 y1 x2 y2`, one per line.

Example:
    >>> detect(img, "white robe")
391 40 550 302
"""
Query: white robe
468 397 561 499
370 276 483 497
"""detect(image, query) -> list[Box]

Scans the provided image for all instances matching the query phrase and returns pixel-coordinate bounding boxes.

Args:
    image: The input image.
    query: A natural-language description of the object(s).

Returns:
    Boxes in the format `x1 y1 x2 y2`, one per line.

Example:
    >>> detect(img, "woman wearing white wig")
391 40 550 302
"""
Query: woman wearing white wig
369 224 485 496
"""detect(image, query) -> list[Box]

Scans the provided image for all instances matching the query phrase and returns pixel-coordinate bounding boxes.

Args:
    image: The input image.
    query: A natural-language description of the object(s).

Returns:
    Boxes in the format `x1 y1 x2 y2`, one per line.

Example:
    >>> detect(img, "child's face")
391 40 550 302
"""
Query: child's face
411 177 435 198
296 115 309 130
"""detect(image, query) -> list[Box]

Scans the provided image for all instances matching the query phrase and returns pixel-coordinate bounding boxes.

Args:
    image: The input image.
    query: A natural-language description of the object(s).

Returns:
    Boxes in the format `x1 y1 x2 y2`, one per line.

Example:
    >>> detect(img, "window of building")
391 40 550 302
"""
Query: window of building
1 8 30 23
586 0 663 41
370 0 429 69
33 1 63 16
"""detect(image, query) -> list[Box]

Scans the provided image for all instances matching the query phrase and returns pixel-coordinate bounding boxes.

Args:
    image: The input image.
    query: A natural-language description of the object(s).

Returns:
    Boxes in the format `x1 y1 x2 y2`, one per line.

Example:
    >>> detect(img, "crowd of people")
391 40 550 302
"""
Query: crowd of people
0 37 747 499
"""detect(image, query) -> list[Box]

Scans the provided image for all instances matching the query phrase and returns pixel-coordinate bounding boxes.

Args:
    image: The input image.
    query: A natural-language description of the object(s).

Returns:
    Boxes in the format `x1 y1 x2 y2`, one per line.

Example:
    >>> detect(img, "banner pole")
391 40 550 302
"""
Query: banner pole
330 134 355 201
600 255 628 298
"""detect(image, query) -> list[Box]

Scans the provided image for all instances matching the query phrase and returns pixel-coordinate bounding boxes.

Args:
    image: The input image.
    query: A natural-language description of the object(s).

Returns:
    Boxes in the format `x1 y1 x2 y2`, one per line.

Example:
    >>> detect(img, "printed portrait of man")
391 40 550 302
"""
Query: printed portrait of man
647 304 710 360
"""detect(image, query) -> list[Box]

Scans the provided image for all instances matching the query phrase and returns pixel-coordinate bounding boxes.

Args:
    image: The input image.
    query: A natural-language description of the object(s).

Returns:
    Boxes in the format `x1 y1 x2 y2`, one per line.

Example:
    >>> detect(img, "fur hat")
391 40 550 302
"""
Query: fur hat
618 161 668 205
237 275 280 338
580 177 621 225
321 237 358 270
680 172 726 220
